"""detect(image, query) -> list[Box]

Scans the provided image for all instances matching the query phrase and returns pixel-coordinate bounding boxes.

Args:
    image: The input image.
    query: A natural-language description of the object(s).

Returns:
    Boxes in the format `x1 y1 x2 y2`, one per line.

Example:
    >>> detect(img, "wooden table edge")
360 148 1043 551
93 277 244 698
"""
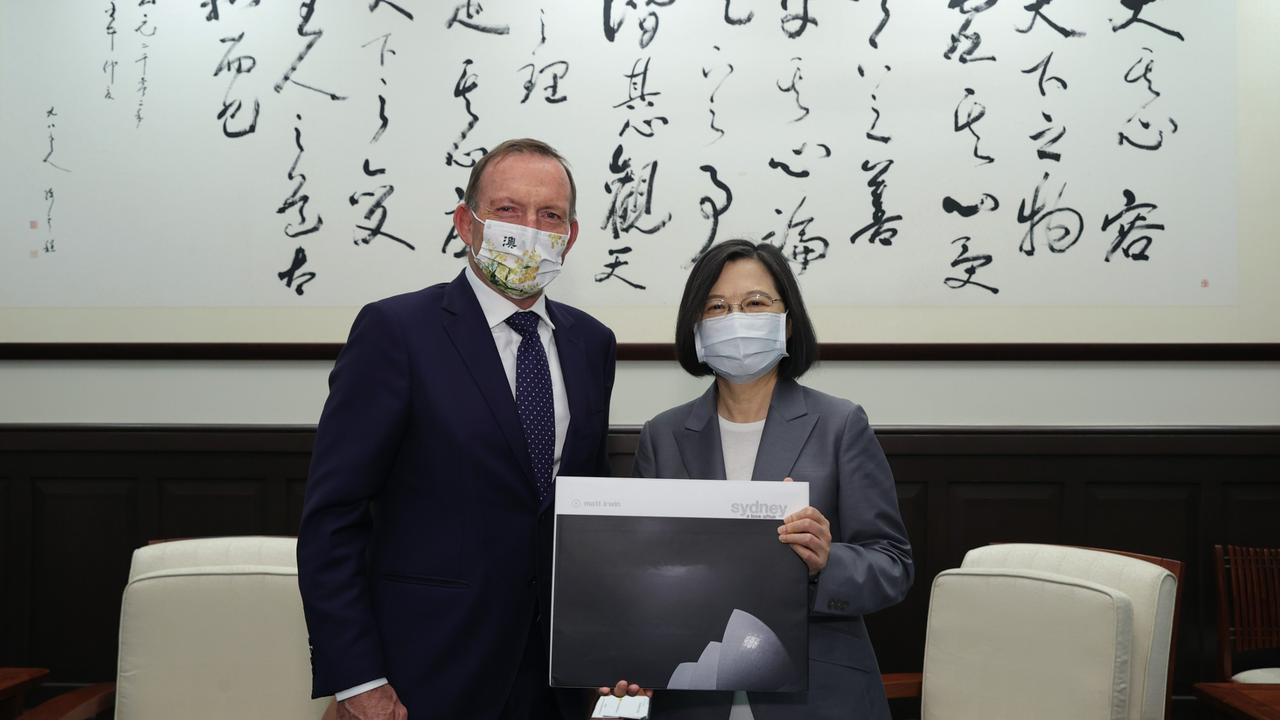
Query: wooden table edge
0 668 50 698
1194 682 1280 720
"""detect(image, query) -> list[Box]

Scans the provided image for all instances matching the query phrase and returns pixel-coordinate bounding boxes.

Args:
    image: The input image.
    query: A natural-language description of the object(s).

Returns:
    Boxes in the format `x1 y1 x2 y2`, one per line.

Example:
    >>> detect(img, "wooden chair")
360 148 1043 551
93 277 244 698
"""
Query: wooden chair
1213 544 1280 682
882 545 1183 720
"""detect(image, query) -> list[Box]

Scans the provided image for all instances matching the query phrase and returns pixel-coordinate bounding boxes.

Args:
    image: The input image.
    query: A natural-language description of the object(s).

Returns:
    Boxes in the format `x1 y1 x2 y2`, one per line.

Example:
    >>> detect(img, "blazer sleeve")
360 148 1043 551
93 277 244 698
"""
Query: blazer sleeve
297 302 410 698
810 403 914 618
632 421 657 479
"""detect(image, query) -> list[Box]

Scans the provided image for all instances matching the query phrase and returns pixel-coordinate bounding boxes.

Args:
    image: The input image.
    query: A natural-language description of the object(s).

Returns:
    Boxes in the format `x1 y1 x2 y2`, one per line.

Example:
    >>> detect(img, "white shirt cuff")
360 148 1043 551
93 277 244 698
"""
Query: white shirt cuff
335 678 389 702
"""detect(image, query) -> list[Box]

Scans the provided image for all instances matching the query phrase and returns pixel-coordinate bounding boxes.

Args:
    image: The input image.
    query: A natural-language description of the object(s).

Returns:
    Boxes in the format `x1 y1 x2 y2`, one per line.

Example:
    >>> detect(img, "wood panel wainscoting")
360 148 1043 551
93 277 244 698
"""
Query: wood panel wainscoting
1 425 1277 719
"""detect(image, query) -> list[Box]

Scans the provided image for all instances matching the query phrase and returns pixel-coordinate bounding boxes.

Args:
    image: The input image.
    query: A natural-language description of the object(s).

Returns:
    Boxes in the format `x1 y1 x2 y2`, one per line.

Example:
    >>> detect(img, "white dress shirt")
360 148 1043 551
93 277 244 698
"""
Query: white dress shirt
336 267 572 703
463 265 571 478
719 415 765 720
719 416 765 484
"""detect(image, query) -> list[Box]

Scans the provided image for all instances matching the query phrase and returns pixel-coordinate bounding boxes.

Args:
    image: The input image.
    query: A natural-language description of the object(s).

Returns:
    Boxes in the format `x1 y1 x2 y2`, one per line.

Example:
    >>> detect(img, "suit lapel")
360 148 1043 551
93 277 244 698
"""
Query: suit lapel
751 379 818 483
441 271 537 490
674 384 727 480
546 301 586 512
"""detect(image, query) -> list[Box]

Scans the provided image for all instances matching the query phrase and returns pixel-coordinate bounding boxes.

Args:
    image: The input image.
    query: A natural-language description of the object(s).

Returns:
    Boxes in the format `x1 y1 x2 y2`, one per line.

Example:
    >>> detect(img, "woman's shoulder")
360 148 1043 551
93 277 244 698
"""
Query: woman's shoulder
791 381 870 426
643 395 704 433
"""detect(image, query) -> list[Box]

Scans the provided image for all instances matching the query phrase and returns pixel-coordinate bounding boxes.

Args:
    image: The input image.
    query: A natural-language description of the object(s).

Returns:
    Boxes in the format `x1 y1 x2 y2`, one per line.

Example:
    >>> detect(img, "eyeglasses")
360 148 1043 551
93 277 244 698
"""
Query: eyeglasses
702 293 784 319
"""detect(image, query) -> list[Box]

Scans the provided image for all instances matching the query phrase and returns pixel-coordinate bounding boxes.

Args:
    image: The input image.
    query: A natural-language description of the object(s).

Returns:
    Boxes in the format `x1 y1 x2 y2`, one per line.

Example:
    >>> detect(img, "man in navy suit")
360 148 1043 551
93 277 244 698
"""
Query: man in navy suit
298 138 616 720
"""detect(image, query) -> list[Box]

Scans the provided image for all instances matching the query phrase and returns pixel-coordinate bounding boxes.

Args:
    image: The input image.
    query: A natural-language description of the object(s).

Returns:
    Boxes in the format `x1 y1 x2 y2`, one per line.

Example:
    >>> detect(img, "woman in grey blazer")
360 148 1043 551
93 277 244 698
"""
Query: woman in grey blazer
626 240 913 720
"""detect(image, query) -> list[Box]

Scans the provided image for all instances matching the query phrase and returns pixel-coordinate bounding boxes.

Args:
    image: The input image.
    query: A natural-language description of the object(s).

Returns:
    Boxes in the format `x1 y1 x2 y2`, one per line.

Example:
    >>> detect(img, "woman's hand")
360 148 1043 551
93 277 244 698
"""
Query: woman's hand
778 477 831 577
597 680 653 698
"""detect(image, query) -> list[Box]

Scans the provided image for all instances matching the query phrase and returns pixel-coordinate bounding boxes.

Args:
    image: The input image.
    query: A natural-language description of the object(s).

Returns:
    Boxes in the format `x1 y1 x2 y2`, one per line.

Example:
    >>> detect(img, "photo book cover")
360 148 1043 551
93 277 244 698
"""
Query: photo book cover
551 477 809 692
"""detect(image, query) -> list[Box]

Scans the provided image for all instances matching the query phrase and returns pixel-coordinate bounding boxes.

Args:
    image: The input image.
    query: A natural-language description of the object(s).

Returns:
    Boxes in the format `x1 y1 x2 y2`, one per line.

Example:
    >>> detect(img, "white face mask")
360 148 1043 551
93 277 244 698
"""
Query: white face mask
469 211 570 299
694 312 789 384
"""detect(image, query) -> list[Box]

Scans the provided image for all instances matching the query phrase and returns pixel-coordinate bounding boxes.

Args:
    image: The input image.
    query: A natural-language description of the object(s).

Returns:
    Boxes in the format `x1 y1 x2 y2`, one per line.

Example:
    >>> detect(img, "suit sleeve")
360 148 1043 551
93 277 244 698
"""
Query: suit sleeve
810 404 914 618
297 302 410 698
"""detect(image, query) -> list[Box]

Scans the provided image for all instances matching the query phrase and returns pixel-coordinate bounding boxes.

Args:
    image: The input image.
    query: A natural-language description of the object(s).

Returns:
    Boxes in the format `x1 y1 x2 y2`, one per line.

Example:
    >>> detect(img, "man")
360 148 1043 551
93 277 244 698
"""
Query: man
298 138 617 720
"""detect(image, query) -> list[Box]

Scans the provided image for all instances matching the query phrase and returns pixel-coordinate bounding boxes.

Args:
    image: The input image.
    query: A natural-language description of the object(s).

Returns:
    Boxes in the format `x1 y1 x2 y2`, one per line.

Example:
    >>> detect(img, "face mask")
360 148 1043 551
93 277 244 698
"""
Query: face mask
694 312 789 384
469 211 570 299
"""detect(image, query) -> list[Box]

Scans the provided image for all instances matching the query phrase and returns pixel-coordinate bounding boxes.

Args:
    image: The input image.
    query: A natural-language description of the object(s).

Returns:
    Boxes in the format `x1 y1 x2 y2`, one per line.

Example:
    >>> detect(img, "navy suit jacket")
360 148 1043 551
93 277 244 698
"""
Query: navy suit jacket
298 271 616 718
633 379 912 720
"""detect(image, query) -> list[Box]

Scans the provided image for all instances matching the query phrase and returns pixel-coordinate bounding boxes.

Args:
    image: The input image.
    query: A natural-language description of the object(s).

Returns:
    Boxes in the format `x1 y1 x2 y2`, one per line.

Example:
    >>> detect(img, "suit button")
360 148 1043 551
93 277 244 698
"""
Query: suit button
528 576 537 587
827 599 838 610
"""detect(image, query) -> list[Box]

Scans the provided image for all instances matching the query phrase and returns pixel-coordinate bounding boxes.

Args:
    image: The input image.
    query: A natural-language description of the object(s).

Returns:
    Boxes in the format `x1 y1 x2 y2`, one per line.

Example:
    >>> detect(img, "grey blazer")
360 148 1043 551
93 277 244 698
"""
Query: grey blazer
632 378 913 720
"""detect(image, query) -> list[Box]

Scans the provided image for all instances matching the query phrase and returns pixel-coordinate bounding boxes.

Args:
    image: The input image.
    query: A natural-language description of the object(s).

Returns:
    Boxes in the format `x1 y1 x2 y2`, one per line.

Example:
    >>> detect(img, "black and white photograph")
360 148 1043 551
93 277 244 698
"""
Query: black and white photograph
551 476 809 691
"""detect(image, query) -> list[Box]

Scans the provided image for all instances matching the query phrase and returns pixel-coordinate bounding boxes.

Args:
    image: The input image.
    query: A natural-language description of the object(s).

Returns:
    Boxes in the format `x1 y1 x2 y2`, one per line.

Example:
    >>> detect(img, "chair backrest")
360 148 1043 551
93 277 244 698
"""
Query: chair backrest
921 565 1135 720
115 536 330 720
1086 547 1184 720
934 543 1178 720
1214 544 1280 680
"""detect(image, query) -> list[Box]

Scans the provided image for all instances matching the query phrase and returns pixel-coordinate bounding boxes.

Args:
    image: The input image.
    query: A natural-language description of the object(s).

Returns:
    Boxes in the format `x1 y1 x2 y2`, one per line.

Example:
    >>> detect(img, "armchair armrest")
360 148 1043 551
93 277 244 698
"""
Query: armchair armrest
881 672 923 699
1 668 49 696
2 668 49 720
19 683 114 720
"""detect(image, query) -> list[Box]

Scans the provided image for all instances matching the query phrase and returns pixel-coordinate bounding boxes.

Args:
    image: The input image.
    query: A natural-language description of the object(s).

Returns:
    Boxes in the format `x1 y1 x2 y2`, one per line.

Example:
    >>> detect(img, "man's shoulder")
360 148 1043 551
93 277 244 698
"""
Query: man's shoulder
547 298 615 344
343 281 457 345
367 281 452 313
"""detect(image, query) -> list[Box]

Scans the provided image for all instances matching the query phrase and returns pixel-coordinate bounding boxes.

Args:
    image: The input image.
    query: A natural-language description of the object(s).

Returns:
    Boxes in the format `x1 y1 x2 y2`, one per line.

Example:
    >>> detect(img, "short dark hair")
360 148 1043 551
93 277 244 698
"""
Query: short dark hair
463 138 578 220
674 240 819 379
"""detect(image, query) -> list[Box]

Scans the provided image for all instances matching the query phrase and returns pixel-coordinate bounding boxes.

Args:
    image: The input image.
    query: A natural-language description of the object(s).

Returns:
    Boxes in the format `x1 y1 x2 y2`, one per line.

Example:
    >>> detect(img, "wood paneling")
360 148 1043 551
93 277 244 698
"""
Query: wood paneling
1084 482 1198 564
0 476 10 663
607 433 640 479
893 483 928 573
1221 483 1280 547
945 481 1066 567
874 481 928 675
158 478 267 539
0 424 1277 719
29 478 138 681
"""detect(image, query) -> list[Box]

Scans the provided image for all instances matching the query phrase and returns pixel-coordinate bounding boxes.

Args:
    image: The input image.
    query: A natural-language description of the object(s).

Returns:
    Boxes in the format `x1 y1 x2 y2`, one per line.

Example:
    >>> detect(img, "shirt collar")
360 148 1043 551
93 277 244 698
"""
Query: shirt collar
463 263 556 331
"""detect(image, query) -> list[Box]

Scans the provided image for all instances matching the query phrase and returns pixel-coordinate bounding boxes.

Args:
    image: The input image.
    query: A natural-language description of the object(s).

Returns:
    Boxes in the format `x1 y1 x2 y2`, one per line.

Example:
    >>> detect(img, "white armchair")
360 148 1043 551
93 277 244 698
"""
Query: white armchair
919 544 1179 720
23 536 333 720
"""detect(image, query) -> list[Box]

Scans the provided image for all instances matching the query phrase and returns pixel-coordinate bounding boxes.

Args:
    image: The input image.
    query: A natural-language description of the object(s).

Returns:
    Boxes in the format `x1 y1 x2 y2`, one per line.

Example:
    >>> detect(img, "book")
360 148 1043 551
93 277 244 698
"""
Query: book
551 476 809 692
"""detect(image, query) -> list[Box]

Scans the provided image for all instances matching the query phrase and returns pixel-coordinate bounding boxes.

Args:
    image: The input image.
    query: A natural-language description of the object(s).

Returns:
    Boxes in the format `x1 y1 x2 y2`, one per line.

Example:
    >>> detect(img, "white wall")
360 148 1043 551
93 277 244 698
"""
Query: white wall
2 2 1278 429
1 360 1276 427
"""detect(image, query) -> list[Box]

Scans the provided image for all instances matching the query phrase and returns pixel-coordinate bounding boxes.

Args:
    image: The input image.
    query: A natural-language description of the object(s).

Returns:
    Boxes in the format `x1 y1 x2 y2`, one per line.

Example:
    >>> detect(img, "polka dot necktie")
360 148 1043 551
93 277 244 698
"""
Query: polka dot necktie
505 311 555 502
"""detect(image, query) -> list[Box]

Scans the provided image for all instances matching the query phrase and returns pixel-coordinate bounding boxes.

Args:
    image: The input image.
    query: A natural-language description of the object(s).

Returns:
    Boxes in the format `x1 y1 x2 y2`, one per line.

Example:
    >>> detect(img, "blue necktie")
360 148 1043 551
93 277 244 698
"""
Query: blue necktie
505 311 555 502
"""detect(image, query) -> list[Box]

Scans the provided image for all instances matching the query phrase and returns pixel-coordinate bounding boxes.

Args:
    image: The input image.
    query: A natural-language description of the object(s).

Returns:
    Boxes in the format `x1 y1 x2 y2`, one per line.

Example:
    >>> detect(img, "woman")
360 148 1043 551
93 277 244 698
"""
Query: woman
629 239 913 720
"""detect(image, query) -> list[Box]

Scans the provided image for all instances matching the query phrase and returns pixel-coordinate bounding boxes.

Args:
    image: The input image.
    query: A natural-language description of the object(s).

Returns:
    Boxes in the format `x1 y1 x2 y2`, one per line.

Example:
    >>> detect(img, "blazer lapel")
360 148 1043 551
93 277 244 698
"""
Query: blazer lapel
546 301 586 512
674 384 727 480
441 271 537 490
751 379 818 483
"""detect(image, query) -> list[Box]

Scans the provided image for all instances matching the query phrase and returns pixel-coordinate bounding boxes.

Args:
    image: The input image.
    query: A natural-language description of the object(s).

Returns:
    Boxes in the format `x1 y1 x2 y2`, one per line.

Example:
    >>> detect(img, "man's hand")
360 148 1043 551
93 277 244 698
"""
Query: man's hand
337 684 408 720
778 478 831 577
597 679 653 698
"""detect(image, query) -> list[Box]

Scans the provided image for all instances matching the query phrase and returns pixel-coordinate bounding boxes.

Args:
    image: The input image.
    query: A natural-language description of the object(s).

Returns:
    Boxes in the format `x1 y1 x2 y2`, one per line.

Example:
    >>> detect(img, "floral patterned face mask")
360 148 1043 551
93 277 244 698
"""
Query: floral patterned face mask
468 211 569 299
